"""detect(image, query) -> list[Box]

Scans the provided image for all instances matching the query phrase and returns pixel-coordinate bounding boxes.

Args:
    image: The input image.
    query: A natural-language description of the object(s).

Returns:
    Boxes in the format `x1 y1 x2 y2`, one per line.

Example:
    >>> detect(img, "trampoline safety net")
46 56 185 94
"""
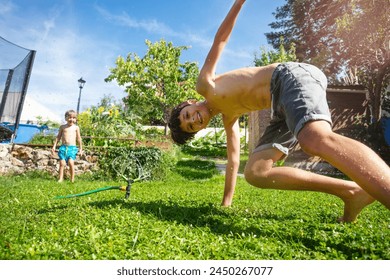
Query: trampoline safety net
0 36 36 142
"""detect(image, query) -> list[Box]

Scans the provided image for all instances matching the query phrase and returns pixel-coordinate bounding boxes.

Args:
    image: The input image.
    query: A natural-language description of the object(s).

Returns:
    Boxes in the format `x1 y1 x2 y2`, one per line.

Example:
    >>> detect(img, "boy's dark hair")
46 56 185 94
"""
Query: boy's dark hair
168 102 196 145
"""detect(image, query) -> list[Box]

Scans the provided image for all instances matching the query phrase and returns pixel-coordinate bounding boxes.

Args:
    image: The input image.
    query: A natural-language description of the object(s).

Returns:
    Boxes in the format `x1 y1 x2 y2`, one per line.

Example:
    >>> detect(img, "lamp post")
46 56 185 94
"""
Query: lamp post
76 77 86 115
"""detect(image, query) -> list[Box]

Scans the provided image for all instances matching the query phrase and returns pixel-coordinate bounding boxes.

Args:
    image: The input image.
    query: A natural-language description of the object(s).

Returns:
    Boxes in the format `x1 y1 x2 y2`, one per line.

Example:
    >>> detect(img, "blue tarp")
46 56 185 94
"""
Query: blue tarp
0 123 48 144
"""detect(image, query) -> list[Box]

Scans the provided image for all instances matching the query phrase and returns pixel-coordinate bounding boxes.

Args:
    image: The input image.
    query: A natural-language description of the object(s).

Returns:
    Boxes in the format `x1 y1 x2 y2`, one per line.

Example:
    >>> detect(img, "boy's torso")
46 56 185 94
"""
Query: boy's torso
61 124 78 146
207 63 279 122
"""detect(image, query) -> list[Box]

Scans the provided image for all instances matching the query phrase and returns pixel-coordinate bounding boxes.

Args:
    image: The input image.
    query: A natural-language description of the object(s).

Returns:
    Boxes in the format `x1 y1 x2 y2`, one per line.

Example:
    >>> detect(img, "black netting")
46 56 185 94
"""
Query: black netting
0 36 36 142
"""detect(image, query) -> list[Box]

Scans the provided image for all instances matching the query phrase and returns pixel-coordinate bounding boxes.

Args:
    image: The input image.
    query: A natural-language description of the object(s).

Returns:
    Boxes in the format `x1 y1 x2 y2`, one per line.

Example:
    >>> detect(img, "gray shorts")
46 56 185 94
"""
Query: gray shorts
253 62 332 157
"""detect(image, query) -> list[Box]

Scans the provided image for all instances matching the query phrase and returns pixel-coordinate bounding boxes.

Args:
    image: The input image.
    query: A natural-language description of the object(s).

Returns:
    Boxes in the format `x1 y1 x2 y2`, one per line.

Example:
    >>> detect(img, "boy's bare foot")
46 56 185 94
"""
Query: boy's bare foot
58 179 63 183
338 188 375 223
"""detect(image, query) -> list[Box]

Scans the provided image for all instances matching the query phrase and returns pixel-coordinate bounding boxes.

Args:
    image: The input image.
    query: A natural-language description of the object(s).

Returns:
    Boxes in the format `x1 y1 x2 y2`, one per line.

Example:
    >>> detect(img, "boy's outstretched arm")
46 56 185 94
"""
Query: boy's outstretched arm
196 0 246 96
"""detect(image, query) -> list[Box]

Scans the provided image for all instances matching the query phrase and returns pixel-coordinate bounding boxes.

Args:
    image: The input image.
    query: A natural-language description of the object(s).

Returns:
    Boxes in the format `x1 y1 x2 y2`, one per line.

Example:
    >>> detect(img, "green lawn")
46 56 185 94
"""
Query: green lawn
0 159 389 260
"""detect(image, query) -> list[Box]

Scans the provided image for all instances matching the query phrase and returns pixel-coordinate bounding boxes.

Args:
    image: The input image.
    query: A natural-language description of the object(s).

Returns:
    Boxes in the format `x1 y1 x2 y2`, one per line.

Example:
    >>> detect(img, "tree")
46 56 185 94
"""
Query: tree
105 39 200 134
266 0 345 79
266 0 390 124
254 37 297 66
335 0 390 122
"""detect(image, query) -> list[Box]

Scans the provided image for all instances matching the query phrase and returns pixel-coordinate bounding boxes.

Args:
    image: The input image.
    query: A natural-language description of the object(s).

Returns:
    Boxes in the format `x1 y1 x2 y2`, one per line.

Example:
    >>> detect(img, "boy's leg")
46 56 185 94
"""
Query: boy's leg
244 139 375 222
58 160 66 182
68 159 75 183
297 120 390 210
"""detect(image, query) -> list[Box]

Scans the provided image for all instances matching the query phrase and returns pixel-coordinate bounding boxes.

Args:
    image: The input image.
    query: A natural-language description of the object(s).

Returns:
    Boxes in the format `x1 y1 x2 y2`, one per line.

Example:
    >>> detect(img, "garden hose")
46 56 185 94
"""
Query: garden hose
54 180 133 199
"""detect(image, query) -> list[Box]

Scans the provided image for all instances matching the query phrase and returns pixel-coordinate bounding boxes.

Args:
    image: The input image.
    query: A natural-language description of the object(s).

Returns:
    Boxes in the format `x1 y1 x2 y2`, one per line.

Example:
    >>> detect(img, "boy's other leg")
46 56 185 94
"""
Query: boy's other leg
244 145 374 222
58 160 66 182
297 120 390 209
68 159 75 183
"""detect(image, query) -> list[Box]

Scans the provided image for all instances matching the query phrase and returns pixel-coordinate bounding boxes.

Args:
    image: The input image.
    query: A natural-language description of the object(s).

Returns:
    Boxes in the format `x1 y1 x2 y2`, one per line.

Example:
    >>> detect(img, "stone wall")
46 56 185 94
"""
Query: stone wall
0 144 98 177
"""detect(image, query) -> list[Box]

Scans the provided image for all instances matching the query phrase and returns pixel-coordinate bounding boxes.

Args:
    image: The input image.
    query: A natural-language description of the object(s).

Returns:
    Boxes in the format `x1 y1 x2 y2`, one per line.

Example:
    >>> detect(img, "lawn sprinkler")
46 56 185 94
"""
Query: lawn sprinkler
54 156 150 200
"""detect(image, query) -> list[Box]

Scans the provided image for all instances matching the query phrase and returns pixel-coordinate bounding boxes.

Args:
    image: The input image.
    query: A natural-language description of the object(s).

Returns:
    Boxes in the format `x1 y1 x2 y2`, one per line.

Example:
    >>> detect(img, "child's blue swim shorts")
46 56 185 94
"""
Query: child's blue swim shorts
58 145 78 163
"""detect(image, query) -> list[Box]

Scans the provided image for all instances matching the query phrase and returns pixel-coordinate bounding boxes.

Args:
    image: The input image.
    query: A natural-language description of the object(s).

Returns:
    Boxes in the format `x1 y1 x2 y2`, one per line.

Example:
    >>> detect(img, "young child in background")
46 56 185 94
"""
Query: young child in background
52 110 83 182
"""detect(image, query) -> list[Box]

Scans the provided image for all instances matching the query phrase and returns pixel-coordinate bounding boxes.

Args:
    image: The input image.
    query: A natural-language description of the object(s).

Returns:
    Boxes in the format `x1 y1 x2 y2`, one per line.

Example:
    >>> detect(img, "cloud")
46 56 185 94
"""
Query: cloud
93 4 254 73
94 5 178 37
184 33 212 49
0 1 125 122
94 5 214 49
0 0 15 15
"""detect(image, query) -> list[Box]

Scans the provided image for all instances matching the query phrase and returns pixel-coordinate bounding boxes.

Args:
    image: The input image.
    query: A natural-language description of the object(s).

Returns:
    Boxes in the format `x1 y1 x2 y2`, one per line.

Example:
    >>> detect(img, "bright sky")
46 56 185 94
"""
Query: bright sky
1 0 285 122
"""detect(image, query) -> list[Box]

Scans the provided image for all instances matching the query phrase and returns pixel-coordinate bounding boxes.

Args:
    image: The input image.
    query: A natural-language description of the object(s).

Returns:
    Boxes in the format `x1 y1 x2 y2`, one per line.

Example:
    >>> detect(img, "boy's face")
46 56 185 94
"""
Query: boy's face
66 114 77 125
179 103 210 133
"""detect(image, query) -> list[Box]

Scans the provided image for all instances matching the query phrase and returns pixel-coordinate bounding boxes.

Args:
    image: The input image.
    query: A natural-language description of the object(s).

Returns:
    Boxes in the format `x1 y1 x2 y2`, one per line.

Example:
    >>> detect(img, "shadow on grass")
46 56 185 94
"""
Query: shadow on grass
36 204 70 215
175 159 219 180
88 198 295 238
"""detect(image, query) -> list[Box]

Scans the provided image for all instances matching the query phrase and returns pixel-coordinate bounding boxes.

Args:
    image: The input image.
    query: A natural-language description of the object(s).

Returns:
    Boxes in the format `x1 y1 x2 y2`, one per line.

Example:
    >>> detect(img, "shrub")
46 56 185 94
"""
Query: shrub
29 132 56 145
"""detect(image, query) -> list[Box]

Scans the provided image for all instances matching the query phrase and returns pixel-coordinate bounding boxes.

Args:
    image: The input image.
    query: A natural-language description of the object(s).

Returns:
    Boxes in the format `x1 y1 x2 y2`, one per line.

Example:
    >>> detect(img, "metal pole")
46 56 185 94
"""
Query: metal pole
76 86 82 115
76 77 85 116
0 69 14 122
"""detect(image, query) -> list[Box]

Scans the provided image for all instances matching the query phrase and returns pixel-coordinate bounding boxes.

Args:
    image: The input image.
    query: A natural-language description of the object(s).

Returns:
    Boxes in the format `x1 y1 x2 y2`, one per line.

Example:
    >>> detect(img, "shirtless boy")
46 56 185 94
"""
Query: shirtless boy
168 0 390 222
52 110 83 182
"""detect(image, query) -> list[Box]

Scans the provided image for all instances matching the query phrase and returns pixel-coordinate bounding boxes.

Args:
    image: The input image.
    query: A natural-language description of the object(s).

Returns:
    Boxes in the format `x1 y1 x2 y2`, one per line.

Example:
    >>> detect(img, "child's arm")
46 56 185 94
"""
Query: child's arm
52 126 63 154
76 126 83 154
196 0 246 96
